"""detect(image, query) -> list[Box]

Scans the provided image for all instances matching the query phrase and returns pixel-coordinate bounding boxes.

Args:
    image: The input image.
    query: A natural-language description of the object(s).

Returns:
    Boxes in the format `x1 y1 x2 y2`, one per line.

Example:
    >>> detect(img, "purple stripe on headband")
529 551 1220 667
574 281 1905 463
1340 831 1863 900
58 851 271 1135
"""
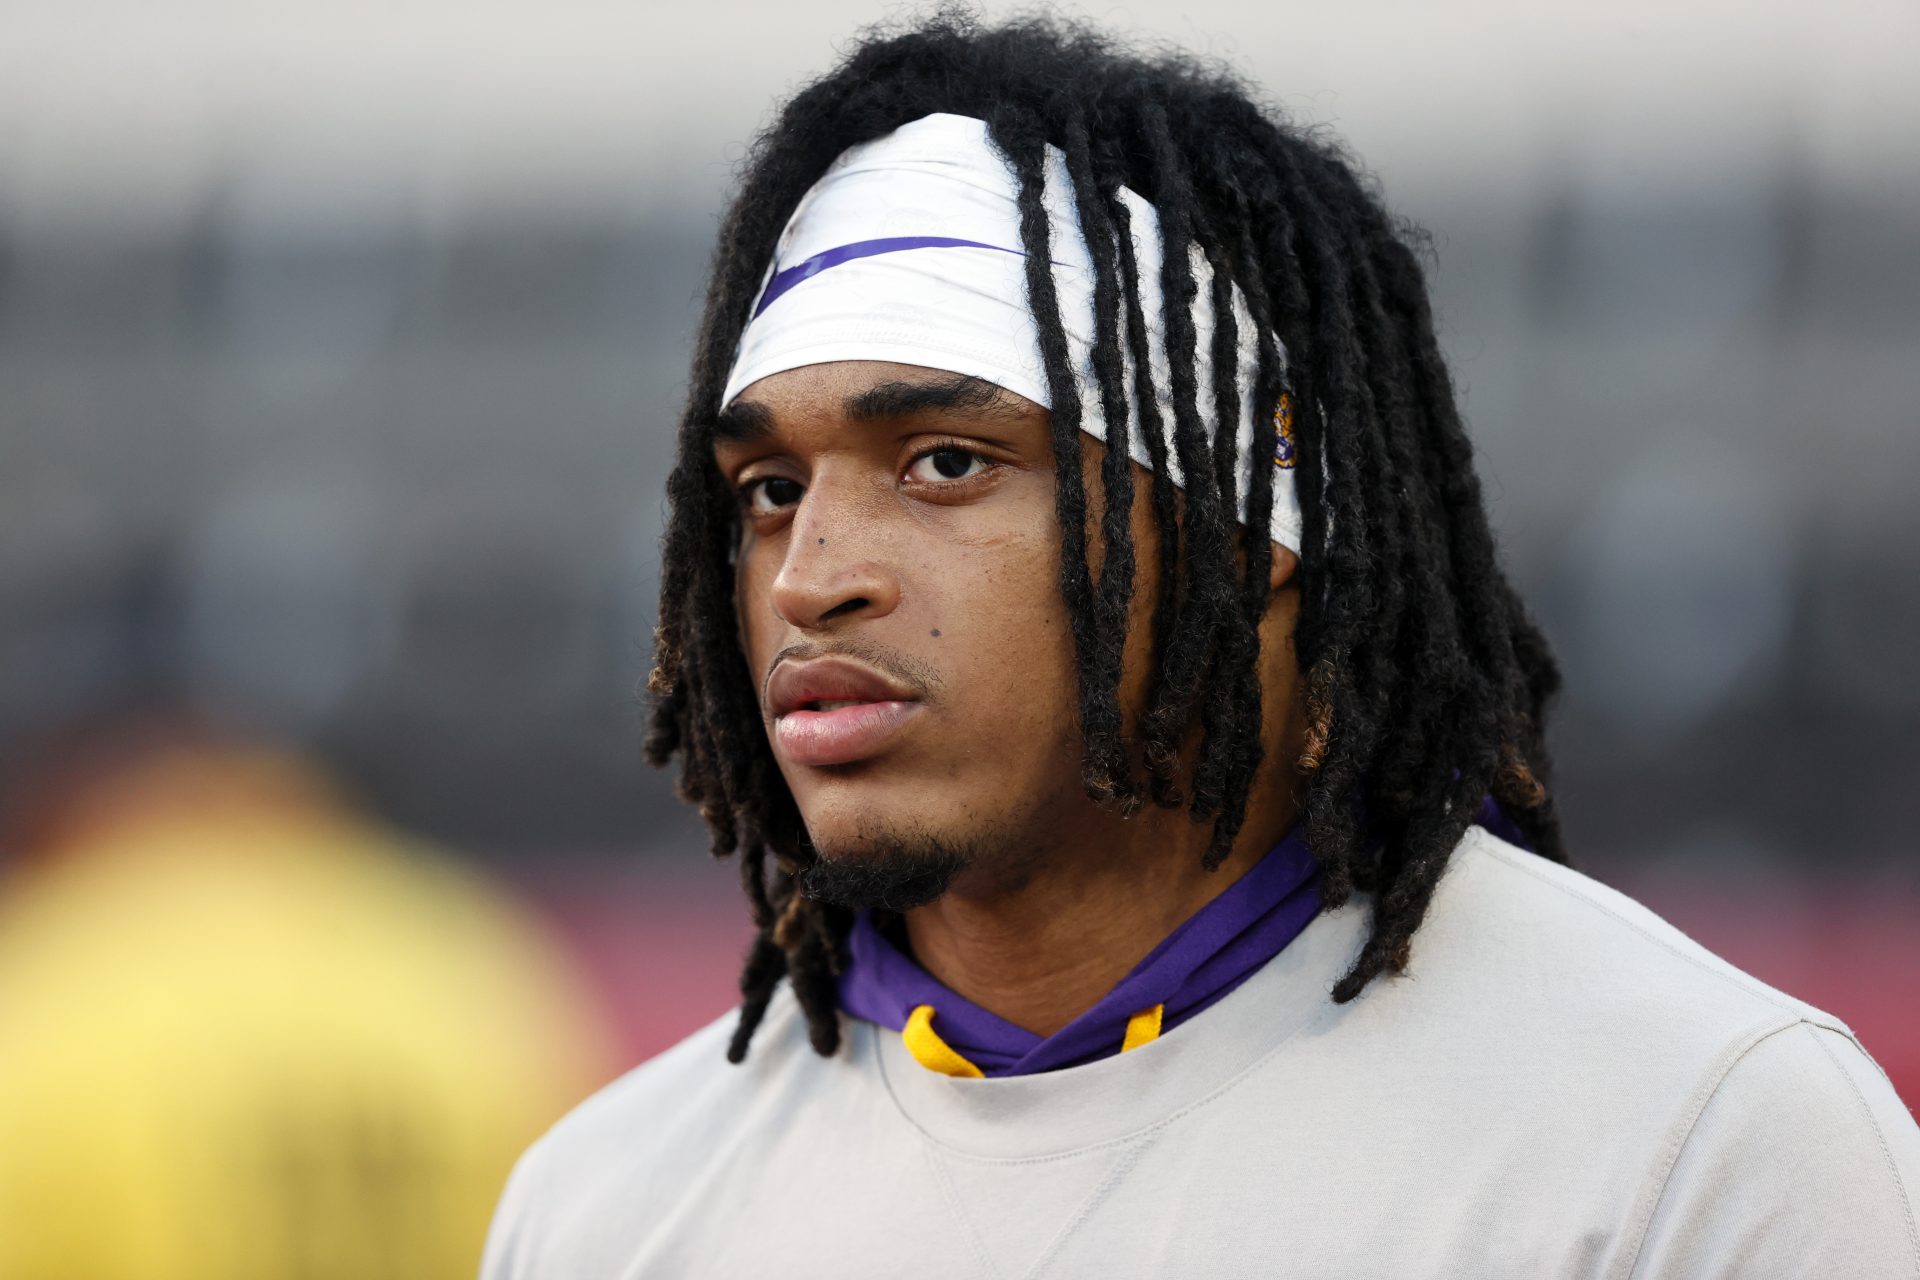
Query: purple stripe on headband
753 236 1023 318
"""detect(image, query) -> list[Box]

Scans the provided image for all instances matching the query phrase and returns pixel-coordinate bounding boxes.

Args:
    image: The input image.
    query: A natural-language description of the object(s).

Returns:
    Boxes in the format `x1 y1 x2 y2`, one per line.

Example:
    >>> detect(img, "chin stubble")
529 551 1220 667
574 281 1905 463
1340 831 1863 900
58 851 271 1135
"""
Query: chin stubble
798 830 981 912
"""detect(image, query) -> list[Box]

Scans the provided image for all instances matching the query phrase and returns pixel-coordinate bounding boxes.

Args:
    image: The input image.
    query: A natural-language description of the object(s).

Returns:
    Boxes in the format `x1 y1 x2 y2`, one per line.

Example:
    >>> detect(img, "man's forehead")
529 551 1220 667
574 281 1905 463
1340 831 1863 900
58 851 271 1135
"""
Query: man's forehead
714 363 1042 444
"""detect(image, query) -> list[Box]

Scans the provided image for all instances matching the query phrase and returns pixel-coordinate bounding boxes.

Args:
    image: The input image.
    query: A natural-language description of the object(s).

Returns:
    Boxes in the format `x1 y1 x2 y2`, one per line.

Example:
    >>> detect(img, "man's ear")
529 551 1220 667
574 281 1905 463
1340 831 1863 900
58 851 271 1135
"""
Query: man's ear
1269 544 1300 591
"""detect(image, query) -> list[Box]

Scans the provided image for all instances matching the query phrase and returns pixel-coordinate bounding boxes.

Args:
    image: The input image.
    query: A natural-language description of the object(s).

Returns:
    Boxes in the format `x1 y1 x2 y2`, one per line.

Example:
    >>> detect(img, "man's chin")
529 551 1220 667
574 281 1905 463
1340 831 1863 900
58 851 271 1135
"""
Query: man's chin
798 829 977 913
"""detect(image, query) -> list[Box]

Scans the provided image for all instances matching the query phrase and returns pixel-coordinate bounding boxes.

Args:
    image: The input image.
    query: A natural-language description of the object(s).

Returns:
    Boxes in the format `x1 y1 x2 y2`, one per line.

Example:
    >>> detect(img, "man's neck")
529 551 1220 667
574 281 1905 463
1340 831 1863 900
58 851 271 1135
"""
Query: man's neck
900 796 1295 1038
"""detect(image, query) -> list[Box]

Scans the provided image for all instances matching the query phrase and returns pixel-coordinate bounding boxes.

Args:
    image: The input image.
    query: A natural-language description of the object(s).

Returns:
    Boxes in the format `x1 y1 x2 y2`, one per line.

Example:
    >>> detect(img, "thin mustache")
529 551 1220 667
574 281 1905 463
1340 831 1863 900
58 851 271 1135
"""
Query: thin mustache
761 638 945 712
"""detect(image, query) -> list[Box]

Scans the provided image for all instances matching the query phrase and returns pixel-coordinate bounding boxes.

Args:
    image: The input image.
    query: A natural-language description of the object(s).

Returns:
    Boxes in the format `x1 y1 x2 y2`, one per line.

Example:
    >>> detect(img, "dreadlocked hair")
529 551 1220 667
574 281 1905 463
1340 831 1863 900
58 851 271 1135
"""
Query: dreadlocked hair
644 10 1567 1062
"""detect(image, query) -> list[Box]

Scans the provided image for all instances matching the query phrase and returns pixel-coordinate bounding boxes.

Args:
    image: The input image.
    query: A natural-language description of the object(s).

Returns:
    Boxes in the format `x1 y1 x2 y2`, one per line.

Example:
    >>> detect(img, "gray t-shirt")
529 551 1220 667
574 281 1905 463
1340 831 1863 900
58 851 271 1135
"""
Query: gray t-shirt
482 828 1920 1277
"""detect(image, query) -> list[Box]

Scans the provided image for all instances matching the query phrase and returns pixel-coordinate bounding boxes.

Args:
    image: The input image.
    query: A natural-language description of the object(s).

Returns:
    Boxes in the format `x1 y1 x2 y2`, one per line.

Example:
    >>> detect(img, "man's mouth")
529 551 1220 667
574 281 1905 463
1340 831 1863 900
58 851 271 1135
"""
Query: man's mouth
775 700 924 767
765 655 926 768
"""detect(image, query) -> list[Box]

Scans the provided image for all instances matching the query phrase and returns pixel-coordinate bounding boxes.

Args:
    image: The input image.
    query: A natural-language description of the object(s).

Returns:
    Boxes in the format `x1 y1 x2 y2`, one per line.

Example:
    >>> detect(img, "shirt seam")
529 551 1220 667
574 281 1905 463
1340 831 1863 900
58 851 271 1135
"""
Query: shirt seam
921 1135 1008 1280
1805 1025 1920 1276
1620 1017 1855 1279
1022 1133 1155 1280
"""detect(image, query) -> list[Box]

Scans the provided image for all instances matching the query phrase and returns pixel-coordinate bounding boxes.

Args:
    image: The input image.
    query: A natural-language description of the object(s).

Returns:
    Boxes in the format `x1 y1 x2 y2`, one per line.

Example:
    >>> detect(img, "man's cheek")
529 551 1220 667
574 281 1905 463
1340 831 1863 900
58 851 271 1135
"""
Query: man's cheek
948 609 1075 739
734 568 777 672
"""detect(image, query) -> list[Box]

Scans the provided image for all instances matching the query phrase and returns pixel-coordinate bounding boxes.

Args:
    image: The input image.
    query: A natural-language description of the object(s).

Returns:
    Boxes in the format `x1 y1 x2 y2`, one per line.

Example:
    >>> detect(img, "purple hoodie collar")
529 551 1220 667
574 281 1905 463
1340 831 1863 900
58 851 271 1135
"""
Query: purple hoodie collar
837 822 1323 1076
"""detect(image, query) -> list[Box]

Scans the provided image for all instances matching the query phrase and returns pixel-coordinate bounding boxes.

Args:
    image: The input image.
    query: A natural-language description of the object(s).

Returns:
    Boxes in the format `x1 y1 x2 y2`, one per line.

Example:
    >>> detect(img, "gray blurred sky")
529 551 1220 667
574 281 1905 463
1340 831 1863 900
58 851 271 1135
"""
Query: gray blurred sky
3 0 1915 226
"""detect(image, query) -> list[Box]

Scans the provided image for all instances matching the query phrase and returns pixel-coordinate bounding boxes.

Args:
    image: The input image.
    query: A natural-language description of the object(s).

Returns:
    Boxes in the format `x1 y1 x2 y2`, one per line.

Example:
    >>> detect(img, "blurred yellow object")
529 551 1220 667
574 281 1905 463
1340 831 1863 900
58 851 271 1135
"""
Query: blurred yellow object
0 744 616 1280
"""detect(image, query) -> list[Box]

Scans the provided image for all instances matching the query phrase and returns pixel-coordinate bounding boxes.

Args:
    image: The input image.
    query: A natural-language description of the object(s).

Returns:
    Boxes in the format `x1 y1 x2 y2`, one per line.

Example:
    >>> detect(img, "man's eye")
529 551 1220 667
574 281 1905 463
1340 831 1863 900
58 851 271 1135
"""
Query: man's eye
743 476 804 514
904 447 990 484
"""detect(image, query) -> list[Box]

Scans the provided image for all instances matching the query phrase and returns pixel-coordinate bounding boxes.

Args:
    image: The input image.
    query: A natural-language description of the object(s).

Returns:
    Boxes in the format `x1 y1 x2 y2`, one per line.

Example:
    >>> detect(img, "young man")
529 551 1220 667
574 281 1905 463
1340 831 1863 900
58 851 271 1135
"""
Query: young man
485 16 1920 1276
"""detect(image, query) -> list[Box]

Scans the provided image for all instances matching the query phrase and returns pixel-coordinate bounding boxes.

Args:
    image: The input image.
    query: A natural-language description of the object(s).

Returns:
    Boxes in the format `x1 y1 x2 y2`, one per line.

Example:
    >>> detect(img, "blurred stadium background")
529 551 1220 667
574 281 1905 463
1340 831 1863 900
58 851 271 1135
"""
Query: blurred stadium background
0 1 1915 1274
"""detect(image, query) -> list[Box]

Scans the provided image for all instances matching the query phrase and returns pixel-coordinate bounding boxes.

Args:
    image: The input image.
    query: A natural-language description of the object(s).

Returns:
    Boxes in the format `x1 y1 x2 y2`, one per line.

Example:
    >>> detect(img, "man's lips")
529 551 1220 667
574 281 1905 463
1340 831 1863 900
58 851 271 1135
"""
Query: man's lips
766 655 926 768
775 700 924 767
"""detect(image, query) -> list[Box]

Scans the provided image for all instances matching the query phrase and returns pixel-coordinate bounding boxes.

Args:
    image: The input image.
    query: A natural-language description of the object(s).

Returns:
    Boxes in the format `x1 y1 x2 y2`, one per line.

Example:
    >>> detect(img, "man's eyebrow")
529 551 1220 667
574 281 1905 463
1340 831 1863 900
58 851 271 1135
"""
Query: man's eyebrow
845 374 1030 424
713 399 776 443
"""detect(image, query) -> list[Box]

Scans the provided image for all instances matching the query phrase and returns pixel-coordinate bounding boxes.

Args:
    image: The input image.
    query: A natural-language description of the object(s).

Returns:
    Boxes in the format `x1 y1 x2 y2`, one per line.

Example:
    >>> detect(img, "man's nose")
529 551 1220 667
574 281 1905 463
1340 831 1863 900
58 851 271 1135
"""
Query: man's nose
767 486 902 630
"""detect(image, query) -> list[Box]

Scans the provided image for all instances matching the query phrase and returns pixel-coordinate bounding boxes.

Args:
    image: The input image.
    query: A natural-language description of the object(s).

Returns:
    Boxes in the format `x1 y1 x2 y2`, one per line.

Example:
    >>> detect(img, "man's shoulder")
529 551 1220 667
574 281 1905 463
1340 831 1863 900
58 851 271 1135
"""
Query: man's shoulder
1418 825 1844 1040
1327 828 1920 1273
1346 825 1882 1148
1462 830 1920 1270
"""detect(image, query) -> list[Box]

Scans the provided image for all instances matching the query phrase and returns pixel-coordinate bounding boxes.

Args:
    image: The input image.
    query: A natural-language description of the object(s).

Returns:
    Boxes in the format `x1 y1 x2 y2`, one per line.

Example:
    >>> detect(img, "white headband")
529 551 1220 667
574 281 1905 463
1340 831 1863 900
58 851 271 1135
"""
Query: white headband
722 113 1302 552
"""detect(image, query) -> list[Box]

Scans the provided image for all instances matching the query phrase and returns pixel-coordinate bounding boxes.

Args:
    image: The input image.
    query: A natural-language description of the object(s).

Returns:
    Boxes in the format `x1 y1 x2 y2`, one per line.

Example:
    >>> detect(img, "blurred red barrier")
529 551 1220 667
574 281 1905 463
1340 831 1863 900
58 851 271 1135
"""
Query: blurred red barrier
518 865 751 1076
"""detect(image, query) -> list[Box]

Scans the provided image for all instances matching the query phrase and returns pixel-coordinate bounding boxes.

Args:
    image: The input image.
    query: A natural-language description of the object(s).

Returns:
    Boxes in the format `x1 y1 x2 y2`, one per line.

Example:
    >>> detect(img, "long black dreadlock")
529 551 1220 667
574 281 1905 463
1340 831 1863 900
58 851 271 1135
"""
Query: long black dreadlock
644 12 1566 1064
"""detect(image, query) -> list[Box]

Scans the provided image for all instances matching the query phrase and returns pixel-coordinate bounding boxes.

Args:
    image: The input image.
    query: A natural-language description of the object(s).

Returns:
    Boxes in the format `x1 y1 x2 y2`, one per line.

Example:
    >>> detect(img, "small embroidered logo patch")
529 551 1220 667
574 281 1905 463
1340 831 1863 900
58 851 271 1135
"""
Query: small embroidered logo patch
1273 393 1297 469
